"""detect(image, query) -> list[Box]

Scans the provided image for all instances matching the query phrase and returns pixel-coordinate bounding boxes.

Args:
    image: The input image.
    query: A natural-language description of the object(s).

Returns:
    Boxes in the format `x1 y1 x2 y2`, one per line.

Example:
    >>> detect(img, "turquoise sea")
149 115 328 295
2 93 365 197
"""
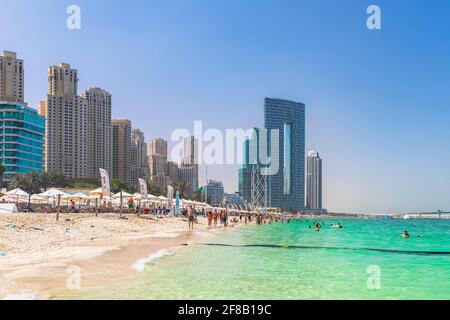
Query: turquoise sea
71 219 450 300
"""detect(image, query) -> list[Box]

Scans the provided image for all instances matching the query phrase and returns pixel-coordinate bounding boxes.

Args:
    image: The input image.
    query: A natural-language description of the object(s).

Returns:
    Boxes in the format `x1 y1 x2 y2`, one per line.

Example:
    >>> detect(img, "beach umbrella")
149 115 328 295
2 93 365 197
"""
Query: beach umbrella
88 188 104 196
38 188 67 197
112 191 133 199
30 194 47 203
6 188 29 197
132 193 142 200
70 193 91 200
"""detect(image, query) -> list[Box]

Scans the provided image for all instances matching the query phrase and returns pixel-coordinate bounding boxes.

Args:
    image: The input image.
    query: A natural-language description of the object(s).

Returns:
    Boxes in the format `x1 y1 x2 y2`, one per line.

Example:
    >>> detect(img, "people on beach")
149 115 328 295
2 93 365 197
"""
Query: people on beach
127 197 135 214
213 210 218 227
188 205 196 230
207 210 213 228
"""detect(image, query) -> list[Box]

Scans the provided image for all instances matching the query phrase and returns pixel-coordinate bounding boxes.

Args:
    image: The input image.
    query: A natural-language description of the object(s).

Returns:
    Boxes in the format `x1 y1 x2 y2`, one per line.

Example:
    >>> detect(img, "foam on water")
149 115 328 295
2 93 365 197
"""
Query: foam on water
132 249 173 271
3 291 38 300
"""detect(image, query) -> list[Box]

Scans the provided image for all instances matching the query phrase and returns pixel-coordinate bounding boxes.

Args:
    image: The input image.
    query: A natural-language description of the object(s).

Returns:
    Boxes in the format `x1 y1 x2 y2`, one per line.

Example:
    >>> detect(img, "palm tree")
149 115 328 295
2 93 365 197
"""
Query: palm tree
111 179 131 193
147 181 164 196
174 181 190 199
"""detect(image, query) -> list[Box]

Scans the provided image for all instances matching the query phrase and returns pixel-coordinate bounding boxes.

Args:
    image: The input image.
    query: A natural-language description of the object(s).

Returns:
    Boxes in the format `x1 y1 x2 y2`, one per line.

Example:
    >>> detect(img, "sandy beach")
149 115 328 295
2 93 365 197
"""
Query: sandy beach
0 213 223 299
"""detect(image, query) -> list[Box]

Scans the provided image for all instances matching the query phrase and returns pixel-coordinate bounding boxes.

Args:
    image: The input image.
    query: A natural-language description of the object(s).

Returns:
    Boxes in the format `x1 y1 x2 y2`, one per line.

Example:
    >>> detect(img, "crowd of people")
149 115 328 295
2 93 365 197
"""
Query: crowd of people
182 206 294 230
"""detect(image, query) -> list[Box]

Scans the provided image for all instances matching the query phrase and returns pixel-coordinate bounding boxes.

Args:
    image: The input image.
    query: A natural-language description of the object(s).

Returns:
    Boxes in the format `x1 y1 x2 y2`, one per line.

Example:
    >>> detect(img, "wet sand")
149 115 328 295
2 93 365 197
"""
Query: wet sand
0 213 222 299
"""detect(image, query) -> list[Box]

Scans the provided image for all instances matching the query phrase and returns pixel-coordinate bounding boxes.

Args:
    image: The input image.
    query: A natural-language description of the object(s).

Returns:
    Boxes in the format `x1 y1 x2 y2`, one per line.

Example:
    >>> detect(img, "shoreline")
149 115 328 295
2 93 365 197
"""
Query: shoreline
0 213 229 300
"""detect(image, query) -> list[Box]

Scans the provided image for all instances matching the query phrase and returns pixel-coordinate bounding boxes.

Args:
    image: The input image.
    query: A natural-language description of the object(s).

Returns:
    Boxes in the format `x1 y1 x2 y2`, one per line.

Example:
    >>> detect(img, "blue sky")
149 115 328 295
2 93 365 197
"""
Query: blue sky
1 0 449 213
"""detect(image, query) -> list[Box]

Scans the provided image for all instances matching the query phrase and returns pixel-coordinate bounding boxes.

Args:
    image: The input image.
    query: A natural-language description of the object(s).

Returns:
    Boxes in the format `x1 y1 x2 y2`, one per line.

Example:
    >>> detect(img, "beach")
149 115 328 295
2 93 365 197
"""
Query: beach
0 213 222 299
1 214 449 300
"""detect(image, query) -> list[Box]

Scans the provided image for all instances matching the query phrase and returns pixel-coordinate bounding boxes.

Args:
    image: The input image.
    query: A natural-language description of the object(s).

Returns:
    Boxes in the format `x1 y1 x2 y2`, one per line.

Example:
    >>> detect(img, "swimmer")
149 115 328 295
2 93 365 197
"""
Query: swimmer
400 230 411 238
315 223 321 232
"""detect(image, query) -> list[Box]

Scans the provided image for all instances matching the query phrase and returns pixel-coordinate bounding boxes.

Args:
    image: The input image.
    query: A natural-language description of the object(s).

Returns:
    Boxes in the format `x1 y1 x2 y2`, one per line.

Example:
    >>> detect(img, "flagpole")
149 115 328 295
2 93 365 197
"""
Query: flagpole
205 165 208 205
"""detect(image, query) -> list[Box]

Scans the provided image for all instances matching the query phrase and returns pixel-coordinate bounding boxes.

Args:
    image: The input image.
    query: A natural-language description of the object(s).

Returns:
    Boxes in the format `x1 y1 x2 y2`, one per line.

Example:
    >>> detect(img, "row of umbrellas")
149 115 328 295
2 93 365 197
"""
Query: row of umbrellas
2 188 209 208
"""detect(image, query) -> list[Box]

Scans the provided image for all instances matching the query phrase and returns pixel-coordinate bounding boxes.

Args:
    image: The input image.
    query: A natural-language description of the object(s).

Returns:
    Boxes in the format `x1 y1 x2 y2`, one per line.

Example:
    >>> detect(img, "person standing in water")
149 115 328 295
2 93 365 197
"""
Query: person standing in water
188 205 195 230
315 223 321 232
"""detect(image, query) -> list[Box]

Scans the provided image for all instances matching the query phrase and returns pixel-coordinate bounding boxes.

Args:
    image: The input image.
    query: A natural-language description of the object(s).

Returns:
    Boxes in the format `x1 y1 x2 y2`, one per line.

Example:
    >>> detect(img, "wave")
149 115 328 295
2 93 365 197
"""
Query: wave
132 249 173 271
2 291 38 300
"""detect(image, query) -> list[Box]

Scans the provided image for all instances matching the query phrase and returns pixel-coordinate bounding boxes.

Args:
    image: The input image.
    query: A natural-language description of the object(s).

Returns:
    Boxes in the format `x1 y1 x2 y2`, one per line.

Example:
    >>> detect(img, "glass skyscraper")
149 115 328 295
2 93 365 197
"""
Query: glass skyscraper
0 102 45 178
264 98 305 211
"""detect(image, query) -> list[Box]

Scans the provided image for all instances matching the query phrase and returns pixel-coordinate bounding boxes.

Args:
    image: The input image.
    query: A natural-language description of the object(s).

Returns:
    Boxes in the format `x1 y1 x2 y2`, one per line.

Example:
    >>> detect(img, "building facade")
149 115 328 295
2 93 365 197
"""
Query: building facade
131 129 148 188
0 102 45 178
306 150 322 210
149 138 167 158
81 87 112 179
206 180 224 205
178 136 199 197
43 63 89 178
223 192 245 207
167 161 178 185
264 98 305 212
0 51 24 104
148 138 169 189
112 119 132 186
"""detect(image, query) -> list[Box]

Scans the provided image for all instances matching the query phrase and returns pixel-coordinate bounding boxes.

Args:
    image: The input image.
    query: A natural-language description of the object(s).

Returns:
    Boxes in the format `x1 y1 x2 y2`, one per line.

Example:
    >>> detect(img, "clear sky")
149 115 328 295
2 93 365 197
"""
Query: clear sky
1 0 449 213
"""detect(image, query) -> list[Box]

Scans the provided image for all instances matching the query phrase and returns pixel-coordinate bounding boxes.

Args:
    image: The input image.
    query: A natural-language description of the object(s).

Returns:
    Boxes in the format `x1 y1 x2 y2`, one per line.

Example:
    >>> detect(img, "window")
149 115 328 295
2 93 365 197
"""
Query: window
283 123 291 194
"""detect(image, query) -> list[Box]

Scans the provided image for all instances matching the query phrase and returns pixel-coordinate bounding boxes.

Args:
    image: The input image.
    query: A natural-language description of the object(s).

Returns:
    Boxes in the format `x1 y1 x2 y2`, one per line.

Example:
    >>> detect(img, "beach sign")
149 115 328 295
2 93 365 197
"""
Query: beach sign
139 178 148 200
99 168 111 197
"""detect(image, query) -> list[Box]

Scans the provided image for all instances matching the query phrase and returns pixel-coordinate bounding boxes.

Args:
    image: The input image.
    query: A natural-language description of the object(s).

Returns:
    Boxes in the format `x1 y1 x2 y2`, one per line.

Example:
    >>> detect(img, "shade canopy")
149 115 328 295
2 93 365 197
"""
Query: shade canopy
38 188 67 197
88 188 104 195
112 191 133 199
6 188 29 197
68 193 91 200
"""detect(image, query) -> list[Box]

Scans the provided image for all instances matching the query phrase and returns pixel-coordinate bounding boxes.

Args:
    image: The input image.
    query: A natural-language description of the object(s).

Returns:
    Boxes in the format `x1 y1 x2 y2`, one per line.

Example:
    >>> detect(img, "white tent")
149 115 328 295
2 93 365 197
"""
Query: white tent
112 191 133 199
88 188 105 196
6 188 29 197
67 193 91 200
38 188 67 197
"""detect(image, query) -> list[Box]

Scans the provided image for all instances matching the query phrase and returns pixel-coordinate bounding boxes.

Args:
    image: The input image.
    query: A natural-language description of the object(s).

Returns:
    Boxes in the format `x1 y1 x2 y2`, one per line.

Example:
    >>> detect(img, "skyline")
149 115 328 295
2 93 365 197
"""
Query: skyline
1 0 450 213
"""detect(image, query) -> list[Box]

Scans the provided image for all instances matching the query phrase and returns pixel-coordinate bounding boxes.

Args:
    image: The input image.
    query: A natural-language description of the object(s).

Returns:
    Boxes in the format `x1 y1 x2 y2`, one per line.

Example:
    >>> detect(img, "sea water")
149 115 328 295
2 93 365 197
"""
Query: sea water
70 219 450 300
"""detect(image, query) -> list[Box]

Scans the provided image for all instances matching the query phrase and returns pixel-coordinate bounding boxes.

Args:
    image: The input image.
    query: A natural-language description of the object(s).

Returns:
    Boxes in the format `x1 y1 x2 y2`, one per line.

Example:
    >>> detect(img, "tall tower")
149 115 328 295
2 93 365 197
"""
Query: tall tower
0 51 24 103
306 150 322 210
81 87 112 179
149 138 168 158
131 129 148 188
264 98 305 212
178 136 199 197
148 138 169 189
43 63 88 178
112 119 132 186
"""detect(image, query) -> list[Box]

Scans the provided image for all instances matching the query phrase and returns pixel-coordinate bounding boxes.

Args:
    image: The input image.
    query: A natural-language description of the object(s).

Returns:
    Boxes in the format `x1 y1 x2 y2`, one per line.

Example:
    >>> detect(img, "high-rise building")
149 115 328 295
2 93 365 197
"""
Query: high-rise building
112 119 132 186
306 150 322 210
167 161 179 185
178 136 199 197
43 63 88 178
149 138 167 158
81 87 112 179
264 98 305 212
0 51 24 104
239 132 256 205
0 51 44 179
239 128 270 208
206 180 224 205
223 193 245 207
0 102 45 179
131 129 148 188
148 138 169 189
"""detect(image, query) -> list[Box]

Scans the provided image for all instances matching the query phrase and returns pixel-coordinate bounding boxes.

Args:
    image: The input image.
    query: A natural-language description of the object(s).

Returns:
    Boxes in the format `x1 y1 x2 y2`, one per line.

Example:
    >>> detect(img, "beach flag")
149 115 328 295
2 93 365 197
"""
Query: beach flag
139 178 148 200
99 168 111 197
167 185 174 204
